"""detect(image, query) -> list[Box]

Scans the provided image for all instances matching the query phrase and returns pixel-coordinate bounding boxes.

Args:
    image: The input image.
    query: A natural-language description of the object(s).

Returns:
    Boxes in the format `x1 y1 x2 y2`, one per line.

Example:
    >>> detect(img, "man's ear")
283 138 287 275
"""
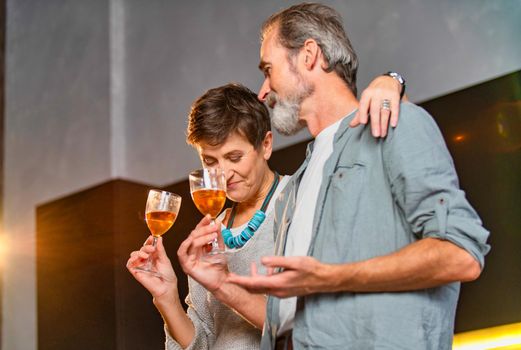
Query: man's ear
262 131 273 160
301 38 321 70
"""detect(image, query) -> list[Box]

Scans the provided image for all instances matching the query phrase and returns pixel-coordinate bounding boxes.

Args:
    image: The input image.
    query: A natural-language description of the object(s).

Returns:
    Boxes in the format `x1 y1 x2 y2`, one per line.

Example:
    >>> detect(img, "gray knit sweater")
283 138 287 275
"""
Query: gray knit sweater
165 176 290 350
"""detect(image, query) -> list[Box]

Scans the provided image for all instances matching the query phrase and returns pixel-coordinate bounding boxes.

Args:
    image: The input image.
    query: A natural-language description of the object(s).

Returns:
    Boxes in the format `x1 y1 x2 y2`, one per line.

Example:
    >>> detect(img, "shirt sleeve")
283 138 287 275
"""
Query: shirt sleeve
383 102 490 268
164 280 215 350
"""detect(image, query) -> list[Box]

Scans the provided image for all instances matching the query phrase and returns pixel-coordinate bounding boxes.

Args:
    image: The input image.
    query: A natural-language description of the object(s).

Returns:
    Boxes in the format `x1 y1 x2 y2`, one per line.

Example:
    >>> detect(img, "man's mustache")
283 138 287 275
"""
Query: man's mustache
266 92 277 109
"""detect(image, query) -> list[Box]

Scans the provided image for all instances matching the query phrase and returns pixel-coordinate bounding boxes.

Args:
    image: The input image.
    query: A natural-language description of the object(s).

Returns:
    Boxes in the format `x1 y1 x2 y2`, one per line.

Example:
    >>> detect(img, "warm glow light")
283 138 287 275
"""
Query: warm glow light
453 323 521 349
0 234 8 269
454 134 467 143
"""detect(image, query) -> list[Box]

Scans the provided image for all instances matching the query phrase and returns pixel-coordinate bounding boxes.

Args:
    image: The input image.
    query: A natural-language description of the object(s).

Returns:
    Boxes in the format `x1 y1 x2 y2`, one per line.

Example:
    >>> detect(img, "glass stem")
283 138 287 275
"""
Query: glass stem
146 236 159 270
210 219 220 251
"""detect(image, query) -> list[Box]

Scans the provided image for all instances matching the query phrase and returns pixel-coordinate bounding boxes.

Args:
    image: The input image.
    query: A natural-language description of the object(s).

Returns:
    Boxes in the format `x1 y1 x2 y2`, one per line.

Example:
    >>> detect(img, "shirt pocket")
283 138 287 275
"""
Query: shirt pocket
317 161 367 262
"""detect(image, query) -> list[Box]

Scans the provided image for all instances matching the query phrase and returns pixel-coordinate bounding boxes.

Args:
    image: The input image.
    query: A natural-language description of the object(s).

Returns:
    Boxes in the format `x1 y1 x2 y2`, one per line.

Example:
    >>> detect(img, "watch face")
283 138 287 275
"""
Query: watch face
387 71 405 84
385 71 406 98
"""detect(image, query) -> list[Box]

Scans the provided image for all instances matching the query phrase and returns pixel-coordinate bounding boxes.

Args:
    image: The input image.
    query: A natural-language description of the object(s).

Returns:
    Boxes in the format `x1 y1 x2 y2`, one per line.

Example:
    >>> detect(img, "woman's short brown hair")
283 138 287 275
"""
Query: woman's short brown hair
186 83 271 149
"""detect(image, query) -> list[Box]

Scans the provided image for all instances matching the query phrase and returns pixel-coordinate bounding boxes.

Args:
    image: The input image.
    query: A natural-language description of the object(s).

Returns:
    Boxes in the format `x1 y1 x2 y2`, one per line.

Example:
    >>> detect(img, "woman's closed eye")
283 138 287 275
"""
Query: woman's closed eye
202 157 217 166
225 149 251 163
201 155 243 167
201 148 252 167
227 154 244 163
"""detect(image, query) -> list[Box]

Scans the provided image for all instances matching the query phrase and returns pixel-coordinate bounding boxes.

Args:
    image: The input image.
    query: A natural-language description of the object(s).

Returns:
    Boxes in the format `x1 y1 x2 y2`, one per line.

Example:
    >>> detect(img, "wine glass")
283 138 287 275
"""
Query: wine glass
134 189 182 278
189 168 227 259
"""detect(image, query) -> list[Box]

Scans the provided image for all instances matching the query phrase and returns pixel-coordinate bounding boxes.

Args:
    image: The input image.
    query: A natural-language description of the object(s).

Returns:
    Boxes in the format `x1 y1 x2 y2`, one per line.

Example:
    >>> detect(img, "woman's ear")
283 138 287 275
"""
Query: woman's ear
262 131 273 160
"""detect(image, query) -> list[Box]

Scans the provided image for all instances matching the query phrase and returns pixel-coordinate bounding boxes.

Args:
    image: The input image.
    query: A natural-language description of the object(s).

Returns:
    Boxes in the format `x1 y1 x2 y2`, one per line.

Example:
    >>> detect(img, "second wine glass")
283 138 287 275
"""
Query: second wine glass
134 189 182 278
189 168 227 257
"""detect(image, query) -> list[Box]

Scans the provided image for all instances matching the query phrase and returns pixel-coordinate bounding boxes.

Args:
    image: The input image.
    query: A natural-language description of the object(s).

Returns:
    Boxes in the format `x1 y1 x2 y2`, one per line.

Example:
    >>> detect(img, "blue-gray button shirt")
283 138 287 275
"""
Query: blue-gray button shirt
261 103 490 350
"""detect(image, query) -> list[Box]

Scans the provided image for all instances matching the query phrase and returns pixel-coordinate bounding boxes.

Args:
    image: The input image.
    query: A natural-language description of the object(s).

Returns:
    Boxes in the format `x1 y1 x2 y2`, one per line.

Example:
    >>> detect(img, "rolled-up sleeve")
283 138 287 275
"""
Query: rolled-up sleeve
383 103 490 268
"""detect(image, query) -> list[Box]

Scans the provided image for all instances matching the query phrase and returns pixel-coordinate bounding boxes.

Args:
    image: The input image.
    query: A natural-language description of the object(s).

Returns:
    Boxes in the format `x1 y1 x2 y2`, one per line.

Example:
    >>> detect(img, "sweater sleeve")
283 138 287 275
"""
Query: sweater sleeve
164 279 215 350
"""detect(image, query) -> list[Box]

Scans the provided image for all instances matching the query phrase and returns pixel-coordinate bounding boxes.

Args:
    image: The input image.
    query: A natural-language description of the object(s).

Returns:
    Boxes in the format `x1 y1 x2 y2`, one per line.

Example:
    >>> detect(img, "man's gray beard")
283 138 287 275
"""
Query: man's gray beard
269 96 306 136
266 68 314 136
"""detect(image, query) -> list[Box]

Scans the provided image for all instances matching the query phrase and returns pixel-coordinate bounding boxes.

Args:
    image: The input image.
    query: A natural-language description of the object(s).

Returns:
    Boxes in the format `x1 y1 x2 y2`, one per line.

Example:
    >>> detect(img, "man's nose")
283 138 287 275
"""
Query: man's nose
258 79 270 102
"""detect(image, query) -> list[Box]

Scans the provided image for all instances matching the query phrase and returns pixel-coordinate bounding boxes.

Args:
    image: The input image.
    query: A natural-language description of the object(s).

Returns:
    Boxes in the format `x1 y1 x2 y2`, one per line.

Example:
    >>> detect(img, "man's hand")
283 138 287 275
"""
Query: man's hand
350 75 403 137
177 215 229 293
227 256 331 298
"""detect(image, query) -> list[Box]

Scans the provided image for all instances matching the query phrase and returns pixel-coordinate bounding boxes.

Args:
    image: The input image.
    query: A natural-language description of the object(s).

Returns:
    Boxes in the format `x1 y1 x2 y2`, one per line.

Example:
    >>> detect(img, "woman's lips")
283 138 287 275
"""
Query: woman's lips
227 181 240 191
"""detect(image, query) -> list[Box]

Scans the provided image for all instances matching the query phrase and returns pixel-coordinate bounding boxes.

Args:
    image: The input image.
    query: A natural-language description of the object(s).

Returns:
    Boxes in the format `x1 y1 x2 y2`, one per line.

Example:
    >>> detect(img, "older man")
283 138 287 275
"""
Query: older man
228 3 490 350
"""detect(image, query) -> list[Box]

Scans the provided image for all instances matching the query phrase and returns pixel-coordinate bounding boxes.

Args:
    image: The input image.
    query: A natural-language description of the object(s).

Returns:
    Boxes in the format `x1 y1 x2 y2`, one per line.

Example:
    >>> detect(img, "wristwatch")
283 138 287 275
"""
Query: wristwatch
383 71 406 99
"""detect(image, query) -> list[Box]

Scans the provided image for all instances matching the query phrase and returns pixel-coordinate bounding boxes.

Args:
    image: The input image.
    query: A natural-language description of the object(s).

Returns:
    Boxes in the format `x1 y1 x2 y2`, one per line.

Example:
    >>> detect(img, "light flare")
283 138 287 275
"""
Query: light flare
453 322 521 350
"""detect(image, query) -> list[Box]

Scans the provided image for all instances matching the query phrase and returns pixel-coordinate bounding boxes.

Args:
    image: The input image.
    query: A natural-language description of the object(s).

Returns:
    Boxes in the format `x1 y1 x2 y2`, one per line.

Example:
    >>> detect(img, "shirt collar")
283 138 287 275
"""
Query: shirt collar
334 108 358 143
305 108 358 159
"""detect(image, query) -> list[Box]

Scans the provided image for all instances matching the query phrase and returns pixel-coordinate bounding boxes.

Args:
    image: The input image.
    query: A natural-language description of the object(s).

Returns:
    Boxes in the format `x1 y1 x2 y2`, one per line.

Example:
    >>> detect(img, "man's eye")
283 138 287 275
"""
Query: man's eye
203 158 216 165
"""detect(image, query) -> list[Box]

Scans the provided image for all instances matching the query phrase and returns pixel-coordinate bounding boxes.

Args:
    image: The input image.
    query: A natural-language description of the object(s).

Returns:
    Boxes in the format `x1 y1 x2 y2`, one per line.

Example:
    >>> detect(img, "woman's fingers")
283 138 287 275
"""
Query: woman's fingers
194 214 214 229
126 250 148 268
190 221 220 240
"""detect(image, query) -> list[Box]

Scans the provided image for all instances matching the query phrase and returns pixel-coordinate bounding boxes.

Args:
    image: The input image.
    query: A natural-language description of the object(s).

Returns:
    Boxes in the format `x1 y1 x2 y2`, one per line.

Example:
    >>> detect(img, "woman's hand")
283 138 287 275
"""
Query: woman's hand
177 215 229 293
129 237 196 347
127 236 178 299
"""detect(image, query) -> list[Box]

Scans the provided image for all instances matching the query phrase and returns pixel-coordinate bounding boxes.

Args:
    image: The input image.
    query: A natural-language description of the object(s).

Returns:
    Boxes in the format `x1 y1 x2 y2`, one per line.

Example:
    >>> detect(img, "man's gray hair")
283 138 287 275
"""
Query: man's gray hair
261 2 358 95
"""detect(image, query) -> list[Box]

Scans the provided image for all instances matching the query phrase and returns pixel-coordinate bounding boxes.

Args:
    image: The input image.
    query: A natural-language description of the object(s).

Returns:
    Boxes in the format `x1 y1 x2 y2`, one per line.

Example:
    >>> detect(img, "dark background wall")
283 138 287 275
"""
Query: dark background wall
420 71 521 331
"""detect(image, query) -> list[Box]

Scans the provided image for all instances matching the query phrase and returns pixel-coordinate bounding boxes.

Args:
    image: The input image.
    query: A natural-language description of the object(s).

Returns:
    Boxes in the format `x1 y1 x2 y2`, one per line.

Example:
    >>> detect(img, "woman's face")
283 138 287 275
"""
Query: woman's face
196 131 273 203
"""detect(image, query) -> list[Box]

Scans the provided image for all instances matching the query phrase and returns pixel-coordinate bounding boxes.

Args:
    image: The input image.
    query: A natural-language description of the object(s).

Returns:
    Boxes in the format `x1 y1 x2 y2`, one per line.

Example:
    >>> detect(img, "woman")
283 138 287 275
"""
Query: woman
127 78 403 349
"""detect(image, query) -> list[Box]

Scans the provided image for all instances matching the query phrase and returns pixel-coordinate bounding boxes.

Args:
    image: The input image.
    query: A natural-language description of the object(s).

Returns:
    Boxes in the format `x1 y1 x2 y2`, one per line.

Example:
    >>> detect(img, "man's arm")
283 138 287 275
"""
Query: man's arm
227 237 479 298
228 103 490 298
328 237 480 292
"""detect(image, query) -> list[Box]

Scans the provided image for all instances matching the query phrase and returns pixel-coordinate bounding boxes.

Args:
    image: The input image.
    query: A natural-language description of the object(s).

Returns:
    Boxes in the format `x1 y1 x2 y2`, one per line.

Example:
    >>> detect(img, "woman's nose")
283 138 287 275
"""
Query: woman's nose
221 164 233 181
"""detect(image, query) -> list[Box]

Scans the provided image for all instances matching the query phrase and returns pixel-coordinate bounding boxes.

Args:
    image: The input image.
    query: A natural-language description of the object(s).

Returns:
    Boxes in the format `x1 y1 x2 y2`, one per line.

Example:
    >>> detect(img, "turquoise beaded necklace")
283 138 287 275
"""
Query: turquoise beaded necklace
222 172 280 249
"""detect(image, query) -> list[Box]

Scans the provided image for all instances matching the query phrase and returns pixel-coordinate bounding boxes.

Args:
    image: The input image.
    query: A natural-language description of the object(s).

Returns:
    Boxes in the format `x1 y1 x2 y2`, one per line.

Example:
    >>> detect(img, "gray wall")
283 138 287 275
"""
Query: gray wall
3 0 521 349
4 1 111 349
